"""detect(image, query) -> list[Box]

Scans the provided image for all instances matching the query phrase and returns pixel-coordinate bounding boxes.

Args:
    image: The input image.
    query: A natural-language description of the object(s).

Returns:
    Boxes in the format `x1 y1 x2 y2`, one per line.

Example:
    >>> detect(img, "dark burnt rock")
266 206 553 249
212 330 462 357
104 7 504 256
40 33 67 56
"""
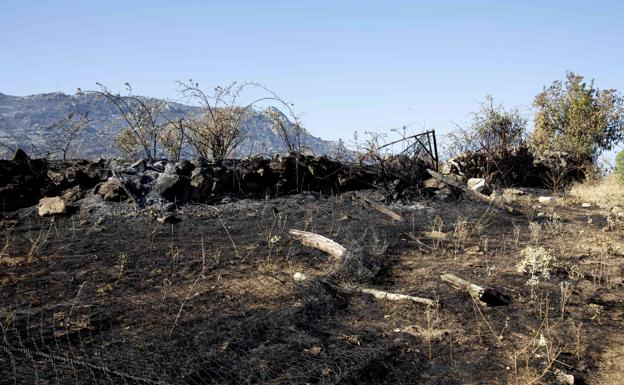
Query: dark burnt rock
0 158 109 212
156 173 190 202
13 148 28 162
175 160 195 176
443 147 585 188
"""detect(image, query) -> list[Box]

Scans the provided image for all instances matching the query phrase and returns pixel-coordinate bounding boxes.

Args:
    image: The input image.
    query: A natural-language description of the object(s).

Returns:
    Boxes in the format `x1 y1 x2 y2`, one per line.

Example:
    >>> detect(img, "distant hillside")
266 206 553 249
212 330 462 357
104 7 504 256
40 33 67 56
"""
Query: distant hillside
0 92 344 159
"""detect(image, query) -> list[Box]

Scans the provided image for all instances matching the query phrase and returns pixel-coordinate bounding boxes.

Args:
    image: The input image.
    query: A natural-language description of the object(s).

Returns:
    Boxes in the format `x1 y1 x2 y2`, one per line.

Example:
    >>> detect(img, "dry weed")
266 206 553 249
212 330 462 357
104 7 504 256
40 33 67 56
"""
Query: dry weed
568 174 624 209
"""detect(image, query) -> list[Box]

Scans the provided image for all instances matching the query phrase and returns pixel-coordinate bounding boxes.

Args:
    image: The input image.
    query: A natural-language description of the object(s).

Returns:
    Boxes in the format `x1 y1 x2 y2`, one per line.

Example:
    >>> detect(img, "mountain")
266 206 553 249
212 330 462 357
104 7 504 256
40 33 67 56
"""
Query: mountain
0 92 344 159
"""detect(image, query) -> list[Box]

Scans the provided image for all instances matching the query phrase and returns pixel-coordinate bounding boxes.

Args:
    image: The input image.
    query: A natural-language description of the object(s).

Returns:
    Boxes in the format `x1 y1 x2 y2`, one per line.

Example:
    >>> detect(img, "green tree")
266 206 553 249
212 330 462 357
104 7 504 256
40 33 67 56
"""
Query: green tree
530 72 624 163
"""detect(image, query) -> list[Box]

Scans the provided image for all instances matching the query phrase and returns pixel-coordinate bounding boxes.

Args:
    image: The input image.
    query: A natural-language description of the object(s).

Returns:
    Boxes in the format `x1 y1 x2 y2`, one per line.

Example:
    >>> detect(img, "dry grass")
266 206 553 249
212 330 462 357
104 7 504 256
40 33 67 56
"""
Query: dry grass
568 174 624 209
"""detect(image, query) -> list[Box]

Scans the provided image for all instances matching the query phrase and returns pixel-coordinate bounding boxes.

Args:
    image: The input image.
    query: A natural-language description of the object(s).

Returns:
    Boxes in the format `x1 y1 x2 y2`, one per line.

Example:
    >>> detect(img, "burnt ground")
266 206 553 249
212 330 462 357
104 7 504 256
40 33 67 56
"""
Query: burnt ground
1 190 623 385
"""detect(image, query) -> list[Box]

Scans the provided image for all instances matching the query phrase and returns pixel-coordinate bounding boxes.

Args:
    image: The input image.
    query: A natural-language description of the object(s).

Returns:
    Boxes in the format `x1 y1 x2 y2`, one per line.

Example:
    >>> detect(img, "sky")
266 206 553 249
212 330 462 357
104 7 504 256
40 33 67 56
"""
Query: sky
1 0 623 152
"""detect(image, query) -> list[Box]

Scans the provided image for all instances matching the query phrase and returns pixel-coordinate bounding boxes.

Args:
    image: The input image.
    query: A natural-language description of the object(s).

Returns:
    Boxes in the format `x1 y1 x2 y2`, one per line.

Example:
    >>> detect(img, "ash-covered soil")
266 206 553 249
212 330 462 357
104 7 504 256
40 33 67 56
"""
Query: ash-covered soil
1 190 624 384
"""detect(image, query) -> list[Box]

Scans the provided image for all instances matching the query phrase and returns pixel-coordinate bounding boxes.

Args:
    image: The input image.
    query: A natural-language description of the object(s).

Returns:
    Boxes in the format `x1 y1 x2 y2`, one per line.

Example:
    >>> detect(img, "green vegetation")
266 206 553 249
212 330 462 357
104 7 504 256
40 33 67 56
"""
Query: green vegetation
447 95 527 157
530 72 624 164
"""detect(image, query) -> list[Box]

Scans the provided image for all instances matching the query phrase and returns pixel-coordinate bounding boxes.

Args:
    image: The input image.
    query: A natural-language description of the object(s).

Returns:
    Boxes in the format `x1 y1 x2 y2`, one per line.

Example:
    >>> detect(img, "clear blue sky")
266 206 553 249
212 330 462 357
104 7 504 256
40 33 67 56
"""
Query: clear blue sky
1 0 623 149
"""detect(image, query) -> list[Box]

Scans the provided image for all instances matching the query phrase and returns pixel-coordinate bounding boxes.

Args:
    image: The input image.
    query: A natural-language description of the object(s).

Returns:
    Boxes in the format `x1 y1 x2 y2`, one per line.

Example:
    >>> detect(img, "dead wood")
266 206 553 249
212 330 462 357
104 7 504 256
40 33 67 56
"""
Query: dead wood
440 273 511 306
354 192 404 222
426 169 521 215
292 272 436 307
288 229 347 260
358 287 436 306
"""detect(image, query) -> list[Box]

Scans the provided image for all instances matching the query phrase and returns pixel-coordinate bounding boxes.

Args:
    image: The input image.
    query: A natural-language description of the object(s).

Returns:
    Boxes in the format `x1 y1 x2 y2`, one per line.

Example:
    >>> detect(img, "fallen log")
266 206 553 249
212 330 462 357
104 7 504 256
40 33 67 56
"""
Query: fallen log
354 192 404 222
358 287 436 306
426 169 520 215
288 229 347 260
440 273 511 306
292 272 436 306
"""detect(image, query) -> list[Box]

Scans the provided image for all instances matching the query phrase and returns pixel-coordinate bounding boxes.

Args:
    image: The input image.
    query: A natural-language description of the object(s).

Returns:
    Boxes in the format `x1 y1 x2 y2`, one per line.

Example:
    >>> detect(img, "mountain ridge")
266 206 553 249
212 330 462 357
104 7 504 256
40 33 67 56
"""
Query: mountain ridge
0 91 344 159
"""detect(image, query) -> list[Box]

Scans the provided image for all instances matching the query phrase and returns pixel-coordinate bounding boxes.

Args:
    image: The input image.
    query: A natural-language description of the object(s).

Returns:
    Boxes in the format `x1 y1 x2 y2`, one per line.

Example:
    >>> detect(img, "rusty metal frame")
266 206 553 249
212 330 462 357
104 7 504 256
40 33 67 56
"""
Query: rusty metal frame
376 129 439 171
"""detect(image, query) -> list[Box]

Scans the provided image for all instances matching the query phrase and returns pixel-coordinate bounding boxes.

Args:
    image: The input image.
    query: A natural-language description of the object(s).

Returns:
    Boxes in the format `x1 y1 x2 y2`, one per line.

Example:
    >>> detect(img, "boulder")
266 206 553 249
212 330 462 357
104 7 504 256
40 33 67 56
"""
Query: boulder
13 149 28 162
467 178 492 195
156 174 190 202
97 179 128 202
38 196 67 216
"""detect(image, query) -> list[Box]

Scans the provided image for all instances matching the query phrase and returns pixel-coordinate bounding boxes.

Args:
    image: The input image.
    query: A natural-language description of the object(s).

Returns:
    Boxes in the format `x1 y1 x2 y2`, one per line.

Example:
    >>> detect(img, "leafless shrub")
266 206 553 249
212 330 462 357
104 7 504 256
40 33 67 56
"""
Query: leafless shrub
177 80 303 160
45 112 91 160
79 82 172 161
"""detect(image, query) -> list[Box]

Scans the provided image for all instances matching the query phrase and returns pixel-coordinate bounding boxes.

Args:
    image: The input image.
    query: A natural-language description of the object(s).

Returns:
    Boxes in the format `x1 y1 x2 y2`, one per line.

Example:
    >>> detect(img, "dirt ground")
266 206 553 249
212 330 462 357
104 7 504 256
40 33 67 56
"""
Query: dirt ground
1 189 623 384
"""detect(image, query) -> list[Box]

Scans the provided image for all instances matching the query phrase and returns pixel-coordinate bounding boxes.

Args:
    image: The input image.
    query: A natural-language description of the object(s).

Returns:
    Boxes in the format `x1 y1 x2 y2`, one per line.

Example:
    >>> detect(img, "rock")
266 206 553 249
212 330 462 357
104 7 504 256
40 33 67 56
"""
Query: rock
46 170 65 186
149 160 167 173
38 196 66 216
13 149 28 162
538 196 555 204
554 369 574 384
424 177 445 190
581 202 592 208
190 169 212 201
164 163 177 175
467 178 492 195
175 160 195 176
97 179 128 202
293 272 308 282
157 214 181 224
61 186 83 203
508 188 525 196
156 174 190 202
130 159 146 172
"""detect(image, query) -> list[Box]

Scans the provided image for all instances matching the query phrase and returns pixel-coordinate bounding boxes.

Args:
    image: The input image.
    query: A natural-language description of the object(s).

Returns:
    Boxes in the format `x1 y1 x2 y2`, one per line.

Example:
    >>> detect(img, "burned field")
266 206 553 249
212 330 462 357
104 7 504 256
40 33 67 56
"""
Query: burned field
1 152 624 385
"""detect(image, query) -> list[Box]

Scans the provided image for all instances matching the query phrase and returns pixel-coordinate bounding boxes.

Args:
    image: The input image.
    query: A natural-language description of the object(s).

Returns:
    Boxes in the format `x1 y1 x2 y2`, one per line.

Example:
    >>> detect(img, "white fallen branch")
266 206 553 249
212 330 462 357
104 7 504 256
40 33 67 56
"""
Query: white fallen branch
358 288 436 306
292 272 436 307
288 229 347 260
354 192 404 222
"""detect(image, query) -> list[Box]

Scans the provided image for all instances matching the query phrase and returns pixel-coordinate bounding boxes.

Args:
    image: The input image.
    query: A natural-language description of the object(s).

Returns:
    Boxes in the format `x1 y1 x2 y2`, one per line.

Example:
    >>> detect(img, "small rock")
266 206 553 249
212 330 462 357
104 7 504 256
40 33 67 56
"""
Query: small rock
508 188 525 196
38 196 66 216
175 160 195 176
538 196 555 204
581 202 592 208
157 214 181 224
467 178 492 195
47 170 65 186
164 163 177 175
130 159 146 171
554 369 574 384
293 272 308 282
61 186 82 203
424 177 445 190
